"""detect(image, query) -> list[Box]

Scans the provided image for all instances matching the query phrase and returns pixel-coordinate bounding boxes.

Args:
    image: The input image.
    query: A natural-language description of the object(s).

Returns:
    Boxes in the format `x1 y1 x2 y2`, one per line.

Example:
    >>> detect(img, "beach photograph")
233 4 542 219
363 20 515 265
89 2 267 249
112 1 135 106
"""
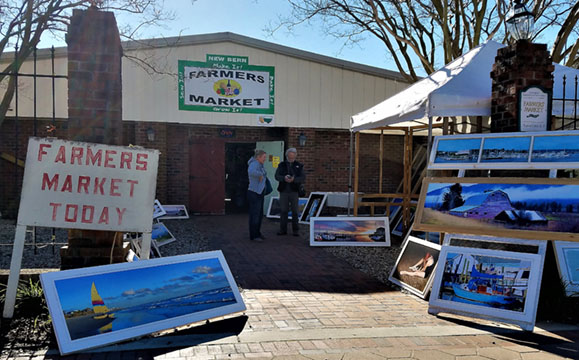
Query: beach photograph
434 138 481 164
152 222 176 247
390 236 440 297
159 205 189 220
438 251 531 312
531 134 579 163
480 136 531 163
51 256 239 341
310 217 390 246
417 179 579 238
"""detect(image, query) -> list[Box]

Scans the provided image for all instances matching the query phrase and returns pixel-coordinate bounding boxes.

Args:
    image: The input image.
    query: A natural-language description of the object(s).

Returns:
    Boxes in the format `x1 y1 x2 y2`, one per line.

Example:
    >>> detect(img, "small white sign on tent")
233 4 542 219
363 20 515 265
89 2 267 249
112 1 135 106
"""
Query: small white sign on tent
2 137 159 318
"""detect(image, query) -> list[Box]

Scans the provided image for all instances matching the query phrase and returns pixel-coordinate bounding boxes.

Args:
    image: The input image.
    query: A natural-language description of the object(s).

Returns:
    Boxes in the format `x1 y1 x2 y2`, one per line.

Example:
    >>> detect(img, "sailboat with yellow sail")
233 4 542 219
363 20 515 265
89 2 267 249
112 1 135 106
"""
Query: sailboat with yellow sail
91 282 115 320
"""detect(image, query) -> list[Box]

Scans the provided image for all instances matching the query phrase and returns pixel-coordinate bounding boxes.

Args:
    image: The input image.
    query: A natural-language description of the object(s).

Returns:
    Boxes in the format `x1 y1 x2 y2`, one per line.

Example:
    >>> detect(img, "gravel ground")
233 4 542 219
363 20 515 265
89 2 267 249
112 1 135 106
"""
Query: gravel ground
0 218 210 270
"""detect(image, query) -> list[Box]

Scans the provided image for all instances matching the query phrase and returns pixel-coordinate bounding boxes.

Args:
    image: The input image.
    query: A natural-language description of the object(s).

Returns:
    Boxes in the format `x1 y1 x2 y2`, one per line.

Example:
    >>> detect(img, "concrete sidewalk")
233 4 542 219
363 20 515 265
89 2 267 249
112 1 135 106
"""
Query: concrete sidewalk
7 214 579 359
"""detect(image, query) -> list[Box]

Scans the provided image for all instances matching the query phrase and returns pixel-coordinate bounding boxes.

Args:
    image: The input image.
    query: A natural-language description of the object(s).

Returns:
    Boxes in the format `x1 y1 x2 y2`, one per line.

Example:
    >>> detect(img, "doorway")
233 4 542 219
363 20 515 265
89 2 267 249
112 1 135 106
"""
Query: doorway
225 143 255 213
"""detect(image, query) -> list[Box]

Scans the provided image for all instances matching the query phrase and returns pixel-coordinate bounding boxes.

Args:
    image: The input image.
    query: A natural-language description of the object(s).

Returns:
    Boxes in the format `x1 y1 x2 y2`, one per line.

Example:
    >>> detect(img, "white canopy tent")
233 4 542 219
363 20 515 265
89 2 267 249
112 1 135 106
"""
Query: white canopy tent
351 40 579 133
348 39 579 226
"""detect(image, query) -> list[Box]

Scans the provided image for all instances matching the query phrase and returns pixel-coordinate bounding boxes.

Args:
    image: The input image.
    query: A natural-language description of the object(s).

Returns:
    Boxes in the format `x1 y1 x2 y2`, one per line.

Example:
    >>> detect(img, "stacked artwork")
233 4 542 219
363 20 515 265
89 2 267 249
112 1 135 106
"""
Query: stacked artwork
266 197 308 219
40 250 246 354
429 130 579 170
310 217 390 247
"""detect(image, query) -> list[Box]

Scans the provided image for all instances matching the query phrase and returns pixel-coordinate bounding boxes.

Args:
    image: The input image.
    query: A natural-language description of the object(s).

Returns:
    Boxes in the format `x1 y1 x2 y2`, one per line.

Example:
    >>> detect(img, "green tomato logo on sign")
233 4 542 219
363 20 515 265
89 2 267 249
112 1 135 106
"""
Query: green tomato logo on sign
214 79 242 97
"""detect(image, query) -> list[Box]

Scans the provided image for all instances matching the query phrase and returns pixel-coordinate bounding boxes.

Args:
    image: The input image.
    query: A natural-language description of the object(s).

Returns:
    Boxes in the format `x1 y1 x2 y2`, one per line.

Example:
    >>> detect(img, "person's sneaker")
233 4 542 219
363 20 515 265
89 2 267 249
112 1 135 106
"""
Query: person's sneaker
251 237 264 242
292 232 300 237
259 234 266 239
277 231 287 236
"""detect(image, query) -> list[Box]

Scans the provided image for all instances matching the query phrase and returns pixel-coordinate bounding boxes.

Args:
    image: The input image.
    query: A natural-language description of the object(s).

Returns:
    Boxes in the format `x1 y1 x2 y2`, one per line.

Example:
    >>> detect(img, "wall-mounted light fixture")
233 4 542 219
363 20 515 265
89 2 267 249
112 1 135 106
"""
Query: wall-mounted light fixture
298 132 307 147
506 0 535 41
146 127 155 142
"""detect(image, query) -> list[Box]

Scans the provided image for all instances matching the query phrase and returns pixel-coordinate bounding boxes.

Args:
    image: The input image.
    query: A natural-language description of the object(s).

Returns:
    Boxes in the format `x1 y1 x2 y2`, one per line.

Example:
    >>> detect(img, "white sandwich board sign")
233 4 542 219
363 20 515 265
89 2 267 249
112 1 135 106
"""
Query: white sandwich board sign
3 137 159 318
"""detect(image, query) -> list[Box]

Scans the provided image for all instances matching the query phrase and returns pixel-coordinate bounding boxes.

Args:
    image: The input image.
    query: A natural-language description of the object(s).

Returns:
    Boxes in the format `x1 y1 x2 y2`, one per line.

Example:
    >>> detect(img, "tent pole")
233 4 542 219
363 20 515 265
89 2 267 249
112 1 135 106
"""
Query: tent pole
354 132 360 216
379 129 383 194
347 128 353 216
427 117 433 159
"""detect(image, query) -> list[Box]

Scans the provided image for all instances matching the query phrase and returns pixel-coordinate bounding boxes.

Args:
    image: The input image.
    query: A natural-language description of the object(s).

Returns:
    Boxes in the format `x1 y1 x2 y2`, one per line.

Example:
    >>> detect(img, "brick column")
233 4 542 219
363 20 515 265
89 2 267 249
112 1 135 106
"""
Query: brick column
67 7 123 144
490 41 554 133
62 7 127 269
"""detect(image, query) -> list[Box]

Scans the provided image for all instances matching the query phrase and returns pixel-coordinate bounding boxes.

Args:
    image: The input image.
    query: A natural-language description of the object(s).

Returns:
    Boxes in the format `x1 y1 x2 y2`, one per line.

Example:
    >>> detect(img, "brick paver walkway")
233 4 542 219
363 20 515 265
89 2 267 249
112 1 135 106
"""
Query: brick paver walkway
3 215 578 359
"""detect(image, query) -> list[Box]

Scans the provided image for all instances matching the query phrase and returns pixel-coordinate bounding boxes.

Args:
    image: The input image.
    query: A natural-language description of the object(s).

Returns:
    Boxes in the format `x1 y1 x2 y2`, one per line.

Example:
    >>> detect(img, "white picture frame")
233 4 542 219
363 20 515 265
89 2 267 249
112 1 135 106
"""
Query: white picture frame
158 205 189 220
153 199 166 219
40 250 246 355
442 233 548 258
310 216 391 247
429 246 543 331
152 222 176 247
389 235 441 298
299 192 328 224
266 197 308 219
553 241 579 297
428 130 579 170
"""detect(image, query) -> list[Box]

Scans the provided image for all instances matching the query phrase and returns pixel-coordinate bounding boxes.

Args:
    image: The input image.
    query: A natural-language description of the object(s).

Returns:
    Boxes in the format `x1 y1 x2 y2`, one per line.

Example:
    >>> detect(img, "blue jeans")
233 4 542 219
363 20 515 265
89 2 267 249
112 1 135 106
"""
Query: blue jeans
247 190 264 240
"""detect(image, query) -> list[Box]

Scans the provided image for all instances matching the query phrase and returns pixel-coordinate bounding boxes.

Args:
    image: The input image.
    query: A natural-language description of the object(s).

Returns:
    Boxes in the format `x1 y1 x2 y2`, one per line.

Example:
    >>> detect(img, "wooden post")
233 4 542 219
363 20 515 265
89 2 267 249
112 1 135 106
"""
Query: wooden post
476 116 483 133
379 130 384 194
354 132 360 216
402 129 410 231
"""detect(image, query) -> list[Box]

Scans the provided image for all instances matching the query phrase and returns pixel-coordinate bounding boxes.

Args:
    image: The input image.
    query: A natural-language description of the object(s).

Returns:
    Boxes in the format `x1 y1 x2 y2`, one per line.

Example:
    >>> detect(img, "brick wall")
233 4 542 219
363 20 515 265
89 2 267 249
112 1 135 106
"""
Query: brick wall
490 41 554 133
0 120 406 217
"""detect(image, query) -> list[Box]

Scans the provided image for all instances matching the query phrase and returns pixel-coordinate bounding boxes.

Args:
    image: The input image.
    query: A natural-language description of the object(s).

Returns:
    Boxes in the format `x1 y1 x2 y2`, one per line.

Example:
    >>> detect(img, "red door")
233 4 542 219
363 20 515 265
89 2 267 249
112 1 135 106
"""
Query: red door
189 140 225 214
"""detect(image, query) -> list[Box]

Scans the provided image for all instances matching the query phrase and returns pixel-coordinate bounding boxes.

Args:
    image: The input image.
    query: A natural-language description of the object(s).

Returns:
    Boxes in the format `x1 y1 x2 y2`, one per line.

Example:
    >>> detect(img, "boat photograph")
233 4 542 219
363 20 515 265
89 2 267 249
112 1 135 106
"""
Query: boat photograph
438 252 531 312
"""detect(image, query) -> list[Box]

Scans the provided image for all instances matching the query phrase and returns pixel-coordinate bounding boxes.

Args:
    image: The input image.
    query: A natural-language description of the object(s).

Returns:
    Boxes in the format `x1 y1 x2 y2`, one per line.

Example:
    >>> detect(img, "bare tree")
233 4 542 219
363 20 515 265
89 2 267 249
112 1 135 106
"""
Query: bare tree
271 0 579 82
0 0 176 129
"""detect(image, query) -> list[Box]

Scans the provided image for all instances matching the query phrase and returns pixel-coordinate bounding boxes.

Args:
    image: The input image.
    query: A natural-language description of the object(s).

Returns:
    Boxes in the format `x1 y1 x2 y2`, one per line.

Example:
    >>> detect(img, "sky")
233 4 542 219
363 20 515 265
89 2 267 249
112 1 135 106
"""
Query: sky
37 0 405 74
54 257 230 312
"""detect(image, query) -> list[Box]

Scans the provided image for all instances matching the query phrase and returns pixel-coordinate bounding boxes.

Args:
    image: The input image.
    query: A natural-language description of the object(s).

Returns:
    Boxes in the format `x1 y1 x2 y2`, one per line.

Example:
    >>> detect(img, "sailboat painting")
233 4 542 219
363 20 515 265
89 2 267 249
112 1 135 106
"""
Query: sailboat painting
40 251 245 355
429 246 542 330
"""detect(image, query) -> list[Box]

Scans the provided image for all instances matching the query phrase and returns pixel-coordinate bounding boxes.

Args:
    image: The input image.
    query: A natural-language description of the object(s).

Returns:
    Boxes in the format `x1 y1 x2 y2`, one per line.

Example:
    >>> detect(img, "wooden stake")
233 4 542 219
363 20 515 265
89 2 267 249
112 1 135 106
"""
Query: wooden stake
354 132 360 216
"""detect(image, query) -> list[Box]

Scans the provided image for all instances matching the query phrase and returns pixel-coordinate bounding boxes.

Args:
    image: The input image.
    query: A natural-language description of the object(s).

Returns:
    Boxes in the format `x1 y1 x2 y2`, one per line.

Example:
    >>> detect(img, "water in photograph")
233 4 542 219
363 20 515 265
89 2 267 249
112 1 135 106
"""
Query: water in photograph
67 286 236 340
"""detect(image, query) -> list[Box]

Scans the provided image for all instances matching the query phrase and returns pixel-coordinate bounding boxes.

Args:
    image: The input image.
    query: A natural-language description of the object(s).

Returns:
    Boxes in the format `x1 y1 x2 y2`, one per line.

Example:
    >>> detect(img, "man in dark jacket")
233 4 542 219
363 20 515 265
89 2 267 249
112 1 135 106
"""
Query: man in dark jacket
274 148 305 236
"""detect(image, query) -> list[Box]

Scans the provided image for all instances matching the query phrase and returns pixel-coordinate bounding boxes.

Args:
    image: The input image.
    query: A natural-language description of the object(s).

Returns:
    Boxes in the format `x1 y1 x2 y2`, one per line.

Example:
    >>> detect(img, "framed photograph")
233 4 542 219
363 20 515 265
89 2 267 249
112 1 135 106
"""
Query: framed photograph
429 246 543 331
428 130 579 170
266 197 308 219
158 205 189 220
391 207 416 237
414 177 579 241
480 136 531 163
40 250 246 355
531 133 579 165
443 233 547 258
153 200 166 219
553 241 579 297
128 235 162 258
152 222 176 247
310 217 390 247
389 236 441 298
125 249 139 262
299 192 328 224
432 137 482 165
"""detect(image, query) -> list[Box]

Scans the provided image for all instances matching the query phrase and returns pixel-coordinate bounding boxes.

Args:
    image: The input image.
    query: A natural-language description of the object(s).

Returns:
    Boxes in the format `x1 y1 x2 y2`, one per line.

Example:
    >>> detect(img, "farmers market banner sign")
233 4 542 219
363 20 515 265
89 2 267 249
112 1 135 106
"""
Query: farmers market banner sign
178 54 275 114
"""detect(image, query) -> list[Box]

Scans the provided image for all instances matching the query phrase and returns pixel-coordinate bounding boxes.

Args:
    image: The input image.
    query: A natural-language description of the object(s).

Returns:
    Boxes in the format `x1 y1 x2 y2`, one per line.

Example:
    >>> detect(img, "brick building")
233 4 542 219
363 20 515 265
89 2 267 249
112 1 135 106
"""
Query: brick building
0 32 410 217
